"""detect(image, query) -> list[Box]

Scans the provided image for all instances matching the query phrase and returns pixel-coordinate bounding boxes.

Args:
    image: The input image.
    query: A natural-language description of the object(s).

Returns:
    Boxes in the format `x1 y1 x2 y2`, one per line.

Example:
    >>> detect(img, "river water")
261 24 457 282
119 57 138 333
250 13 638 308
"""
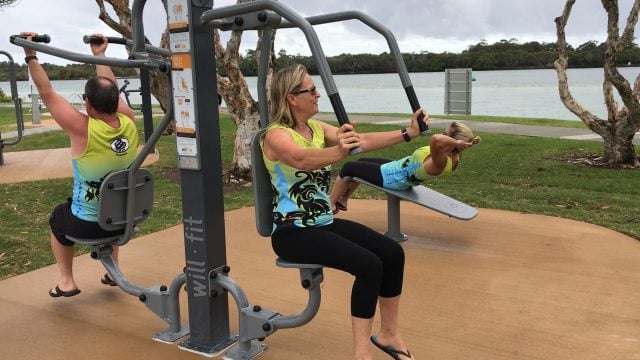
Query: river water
2 67 639 121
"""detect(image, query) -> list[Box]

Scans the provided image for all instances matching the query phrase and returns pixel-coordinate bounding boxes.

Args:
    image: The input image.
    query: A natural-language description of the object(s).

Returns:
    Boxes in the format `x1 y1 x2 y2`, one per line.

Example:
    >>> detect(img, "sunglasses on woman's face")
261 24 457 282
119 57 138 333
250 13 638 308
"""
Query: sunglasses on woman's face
291 85 318 95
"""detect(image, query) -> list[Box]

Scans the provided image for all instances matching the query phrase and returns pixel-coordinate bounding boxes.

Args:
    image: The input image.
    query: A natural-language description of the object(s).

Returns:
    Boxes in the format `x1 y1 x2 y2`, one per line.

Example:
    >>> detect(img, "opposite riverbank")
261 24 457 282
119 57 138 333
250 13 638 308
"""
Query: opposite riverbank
4 109 639 144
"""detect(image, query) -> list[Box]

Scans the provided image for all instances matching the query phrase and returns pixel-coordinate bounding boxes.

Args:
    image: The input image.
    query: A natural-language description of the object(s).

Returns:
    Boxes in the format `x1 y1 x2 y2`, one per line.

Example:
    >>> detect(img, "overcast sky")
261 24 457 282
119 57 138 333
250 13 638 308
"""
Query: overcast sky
1 0 638 66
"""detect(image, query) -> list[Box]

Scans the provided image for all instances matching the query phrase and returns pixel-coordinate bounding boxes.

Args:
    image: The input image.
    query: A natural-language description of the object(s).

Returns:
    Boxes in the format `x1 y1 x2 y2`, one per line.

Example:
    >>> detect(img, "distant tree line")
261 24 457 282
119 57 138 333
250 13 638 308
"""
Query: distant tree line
0 62 137 82
241 39 640 75
2 39 640 82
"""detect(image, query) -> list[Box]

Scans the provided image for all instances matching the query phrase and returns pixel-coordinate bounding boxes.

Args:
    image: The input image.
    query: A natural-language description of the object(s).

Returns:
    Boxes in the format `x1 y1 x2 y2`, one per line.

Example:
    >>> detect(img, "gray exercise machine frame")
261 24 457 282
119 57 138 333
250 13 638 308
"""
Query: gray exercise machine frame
0 51 24 166
11 0 476 359
204 1 474 358
344 176 479 241
199 0 475 358
10 2 189 344
216 3 477 245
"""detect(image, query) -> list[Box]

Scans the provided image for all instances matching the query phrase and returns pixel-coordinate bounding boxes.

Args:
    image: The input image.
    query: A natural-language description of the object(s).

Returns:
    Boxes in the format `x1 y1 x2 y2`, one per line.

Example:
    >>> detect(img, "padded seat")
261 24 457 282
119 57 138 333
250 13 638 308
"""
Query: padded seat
275 258 323 269
65 168 153 246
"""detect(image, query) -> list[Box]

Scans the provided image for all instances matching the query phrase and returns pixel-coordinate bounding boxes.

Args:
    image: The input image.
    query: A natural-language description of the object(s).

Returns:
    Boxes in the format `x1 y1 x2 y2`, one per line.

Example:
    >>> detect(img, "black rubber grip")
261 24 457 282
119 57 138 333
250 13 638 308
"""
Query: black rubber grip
328 93 362 155
405 86 430 135
83 35 128 45
10 34 51 43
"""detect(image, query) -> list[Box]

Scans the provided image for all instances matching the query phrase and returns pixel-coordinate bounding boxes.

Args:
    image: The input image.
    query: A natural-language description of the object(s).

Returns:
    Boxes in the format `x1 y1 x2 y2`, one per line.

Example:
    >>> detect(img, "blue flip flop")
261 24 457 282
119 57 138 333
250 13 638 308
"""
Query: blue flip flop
370 335 412 360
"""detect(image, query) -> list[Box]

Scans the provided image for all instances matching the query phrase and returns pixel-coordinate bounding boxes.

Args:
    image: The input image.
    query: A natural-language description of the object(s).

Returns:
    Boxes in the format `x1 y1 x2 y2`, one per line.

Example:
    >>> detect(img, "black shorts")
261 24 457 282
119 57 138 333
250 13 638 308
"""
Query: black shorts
49 199 124 246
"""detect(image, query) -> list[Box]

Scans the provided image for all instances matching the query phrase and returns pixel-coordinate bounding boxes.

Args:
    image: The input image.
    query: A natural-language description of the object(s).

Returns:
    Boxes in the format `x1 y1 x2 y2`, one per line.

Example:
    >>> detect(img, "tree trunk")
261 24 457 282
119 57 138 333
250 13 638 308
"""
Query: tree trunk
231 111 260 179
554 0 640 167
215 24 275 180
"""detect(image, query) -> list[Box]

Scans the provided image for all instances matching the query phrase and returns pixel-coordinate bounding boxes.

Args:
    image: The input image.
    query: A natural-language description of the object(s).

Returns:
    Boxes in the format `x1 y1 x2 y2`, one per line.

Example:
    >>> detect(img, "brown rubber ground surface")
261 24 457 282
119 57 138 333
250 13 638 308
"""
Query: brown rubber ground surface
1 202 638 360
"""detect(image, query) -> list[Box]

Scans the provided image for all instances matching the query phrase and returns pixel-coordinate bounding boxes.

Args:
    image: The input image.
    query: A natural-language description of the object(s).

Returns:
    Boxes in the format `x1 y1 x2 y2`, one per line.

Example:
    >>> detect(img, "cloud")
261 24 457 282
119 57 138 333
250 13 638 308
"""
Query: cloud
0 0 638 65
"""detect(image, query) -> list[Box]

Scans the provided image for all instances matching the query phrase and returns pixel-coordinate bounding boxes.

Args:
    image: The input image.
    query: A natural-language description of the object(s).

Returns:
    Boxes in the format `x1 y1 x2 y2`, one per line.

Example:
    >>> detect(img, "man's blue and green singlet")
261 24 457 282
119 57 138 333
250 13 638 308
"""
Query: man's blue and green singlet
71 114 139 221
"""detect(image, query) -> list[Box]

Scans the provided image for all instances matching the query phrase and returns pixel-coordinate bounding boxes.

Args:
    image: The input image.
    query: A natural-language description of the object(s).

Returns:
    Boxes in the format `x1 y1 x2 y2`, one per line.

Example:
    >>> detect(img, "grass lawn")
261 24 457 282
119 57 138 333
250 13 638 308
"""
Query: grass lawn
0 110 638 280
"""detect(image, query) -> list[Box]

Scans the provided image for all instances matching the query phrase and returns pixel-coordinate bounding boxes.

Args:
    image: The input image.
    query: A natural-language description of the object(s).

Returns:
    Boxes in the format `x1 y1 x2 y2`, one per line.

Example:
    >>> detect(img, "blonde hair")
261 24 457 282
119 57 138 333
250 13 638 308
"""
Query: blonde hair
449 121 481 145
268 64 308 128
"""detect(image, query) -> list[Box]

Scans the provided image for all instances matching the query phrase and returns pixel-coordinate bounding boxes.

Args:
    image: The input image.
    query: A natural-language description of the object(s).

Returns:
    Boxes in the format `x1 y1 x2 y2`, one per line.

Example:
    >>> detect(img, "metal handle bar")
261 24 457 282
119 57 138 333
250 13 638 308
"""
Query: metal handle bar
83 35 171 58
10 35 165 71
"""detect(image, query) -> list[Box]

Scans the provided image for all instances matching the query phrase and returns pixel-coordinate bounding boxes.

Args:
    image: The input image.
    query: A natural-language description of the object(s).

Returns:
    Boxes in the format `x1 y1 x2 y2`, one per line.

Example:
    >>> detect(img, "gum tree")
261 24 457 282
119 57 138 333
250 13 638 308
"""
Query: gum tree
96 0 275 179
0 0 19 8
554 0 640 167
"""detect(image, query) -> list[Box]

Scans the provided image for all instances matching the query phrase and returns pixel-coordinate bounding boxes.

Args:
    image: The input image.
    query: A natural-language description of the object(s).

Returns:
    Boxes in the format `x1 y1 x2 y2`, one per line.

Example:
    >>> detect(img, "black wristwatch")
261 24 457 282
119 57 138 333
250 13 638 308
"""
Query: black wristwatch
25 55 38 64
401 128 411 142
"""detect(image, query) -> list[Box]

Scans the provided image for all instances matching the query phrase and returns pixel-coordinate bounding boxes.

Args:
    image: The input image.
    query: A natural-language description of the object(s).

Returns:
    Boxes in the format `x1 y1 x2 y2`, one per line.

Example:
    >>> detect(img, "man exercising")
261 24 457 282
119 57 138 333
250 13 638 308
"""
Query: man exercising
21 32 138 298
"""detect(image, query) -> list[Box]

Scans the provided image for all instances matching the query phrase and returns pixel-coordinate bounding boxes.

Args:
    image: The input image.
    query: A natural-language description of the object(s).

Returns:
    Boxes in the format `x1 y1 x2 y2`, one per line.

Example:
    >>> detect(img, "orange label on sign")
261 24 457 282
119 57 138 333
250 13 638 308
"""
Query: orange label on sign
172 54 192 70
169 22 188 30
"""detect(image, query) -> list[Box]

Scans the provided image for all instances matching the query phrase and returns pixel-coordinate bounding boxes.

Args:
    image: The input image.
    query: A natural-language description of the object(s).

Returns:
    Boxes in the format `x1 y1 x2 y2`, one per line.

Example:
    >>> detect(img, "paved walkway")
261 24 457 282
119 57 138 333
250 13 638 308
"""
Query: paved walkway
4 113 640 143
0 118 157 183
312 113 640 144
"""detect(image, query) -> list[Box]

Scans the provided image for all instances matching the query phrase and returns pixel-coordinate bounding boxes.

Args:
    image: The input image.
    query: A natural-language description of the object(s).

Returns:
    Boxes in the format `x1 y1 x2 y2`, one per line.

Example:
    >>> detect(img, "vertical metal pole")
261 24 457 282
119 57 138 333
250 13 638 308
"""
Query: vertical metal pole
444 69 450 115
139 69 154 143
31 94 41 124
257 28 273 129
385 195 407 242
28 70 41 124
166 0 237 355
466 68 473 115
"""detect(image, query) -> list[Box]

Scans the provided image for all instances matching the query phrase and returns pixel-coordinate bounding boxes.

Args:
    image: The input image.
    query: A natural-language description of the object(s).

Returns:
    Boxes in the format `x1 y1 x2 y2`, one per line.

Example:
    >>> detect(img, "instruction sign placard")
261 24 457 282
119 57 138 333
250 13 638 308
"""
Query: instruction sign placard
168 0 199 169
168 0 189 30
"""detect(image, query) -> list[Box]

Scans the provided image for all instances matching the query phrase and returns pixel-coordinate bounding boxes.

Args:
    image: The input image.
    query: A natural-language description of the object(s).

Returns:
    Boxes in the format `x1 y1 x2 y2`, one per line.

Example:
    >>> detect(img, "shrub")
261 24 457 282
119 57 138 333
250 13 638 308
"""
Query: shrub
0 87 12 102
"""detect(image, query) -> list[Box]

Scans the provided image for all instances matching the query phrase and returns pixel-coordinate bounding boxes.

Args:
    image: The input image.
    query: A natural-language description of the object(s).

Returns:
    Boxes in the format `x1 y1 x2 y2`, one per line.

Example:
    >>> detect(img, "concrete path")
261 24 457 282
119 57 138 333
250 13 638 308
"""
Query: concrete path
0 120 158 183
4 113 639 144
0 146 159 184
1 118 59 139
312 113 640 144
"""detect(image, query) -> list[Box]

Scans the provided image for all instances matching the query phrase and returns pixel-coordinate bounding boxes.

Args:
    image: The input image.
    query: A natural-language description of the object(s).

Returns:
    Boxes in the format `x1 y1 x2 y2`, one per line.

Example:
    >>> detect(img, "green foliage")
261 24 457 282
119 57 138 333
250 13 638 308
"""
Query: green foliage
0 61 137 81
0 87 11 102
4 39 640 81
0 105 26 133
268 39 640 75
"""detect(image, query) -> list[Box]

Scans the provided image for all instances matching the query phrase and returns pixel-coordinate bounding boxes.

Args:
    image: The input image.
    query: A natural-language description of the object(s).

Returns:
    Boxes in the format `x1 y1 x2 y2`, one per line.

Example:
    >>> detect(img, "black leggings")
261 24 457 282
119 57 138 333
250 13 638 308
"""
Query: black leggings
271 218 404 319
339 157 390 186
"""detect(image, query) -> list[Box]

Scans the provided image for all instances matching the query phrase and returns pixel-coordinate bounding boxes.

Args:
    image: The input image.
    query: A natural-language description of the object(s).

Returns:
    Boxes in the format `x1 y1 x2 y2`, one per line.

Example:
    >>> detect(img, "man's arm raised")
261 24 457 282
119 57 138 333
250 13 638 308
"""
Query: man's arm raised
90 34 136 122
21 32 87 137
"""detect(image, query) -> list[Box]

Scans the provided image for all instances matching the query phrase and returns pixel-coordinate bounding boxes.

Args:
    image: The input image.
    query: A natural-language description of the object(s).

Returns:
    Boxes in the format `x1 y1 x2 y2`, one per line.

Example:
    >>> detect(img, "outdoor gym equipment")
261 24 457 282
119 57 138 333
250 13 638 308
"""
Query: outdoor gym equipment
0 50 24 166
216 2 475 244
83 34 171 142
1 34 50 165
11 18 187 343
10 1 475 359
343 176 478 241
119 79 142 111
